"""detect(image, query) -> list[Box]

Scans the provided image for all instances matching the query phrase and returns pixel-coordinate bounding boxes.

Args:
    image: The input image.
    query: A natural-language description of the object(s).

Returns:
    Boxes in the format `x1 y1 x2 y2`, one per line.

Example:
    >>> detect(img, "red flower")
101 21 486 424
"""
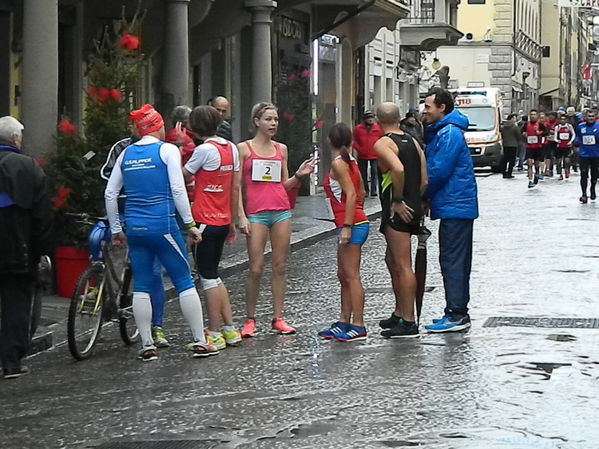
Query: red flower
314 119 324 130
287 73 297 82
283 112 295 122
301 69 311 79
97 88 111 102
57 119 76 136
36 158 45 166
86 86 98 100
52 187 72 210
110 89 122 102
118 32 140 52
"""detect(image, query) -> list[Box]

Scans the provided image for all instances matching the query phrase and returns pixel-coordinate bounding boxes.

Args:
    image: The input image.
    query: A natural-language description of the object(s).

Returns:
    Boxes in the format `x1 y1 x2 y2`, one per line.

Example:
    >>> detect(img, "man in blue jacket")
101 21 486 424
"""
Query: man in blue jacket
573 109 599 203
421 88 479 332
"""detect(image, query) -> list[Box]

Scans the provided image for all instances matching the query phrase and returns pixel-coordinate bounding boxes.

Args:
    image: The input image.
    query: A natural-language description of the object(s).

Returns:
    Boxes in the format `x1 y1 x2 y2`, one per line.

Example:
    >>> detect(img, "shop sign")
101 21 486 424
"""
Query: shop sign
279 16 307 42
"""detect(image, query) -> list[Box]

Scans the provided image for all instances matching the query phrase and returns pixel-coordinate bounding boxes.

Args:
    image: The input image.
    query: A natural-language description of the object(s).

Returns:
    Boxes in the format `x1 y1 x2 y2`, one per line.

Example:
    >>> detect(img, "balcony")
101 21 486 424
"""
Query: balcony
397 0 463 50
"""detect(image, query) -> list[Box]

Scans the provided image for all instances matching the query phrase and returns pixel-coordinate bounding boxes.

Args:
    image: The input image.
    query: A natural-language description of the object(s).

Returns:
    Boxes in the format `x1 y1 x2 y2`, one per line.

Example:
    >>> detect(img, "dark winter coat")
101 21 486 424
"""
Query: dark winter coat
0 146 53 274
501 120 523 148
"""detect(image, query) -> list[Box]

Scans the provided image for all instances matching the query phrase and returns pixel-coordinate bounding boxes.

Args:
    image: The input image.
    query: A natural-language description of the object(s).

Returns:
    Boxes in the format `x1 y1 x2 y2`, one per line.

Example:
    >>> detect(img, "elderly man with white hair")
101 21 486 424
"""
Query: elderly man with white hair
0 116 53 379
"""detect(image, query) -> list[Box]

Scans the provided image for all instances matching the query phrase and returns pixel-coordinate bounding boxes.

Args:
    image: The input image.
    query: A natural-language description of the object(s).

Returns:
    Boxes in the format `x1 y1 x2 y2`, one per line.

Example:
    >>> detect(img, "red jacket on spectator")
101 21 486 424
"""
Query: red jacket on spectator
165 127 196 201
352 122 383 160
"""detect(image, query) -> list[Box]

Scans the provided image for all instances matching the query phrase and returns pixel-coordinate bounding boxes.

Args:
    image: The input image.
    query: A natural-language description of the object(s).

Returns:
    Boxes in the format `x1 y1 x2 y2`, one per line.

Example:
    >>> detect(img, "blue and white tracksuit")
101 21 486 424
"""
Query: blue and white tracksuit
105 135 206 349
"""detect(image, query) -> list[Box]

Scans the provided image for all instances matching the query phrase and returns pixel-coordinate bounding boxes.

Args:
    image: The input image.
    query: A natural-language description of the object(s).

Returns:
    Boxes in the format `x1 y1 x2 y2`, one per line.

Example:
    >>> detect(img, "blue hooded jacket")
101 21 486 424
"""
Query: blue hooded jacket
424 109 478 220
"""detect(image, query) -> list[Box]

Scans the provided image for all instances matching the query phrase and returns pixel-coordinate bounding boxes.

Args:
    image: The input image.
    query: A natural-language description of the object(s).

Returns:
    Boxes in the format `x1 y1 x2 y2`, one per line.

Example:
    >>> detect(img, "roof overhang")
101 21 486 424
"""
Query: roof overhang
310 0 411 49
398 22 463 51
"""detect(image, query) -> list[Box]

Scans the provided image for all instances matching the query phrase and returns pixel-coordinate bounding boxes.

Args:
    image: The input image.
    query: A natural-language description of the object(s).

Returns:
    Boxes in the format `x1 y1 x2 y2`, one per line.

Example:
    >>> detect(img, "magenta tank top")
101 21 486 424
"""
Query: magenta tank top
243 141 291 215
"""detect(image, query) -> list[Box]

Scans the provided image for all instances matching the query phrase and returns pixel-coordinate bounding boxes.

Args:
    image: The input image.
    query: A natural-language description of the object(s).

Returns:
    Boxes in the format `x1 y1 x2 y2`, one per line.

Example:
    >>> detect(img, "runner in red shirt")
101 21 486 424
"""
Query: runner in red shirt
319 123 369 342
523 109 546 188
183 106 242 350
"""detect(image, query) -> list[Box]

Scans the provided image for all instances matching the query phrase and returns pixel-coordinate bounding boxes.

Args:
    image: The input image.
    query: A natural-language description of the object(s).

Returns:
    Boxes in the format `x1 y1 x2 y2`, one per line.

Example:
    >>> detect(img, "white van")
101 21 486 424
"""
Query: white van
451 88 504 172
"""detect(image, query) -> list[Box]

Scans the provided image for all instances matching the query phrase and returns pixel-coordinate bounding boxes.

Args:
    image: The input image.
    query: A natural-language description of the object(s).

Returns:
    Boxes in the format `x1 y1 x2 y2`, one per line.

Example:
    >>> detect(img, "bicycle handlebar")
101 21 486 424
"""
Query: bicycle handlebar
65 212 110 225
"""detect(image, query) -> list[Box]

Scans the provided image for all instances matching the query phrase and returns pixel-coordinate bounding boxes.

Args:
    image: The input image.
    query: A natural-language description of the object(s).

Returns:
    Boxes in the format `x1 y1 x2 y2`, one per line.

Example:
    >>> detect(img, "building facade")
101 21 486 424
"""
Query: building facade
539 1 588 110
0 0 409 157
435 0 543 116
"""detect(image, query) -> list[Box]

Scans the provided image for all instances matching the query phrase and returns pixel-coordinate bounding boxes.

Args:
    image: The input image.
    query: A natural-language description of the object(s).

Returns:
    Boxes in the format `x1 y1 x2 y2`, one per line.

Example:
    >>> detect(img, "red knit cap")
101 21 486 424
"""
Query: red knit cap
129 104 164 136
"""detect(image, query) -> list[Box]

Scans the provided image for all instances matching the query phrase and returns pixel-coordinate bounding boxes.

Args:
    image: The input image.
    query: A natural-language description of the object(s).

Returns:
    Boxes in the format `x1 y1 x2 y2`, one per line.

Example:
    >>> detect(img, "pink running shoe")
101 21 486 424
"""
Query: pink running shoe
241 319 256 338
272 318 296 334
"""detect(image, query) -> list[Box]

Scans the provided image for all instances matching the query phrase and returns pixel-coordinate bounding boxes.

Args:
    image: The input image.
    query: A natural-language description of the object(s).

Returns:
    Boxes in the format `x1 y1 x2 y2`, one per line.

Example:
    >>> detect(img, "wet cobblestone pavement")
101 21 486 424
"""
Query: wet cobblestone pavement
1 171 599 449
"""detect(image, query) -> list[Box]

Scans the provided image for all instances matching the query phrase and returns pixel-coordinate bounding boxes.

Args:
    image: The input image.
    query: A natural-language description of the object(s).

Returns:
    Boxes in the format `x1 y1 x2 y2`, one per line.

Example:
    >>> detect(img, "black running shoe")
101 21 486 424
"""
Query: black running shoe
379 312 401 329
533 174 539 185
381 319 419 338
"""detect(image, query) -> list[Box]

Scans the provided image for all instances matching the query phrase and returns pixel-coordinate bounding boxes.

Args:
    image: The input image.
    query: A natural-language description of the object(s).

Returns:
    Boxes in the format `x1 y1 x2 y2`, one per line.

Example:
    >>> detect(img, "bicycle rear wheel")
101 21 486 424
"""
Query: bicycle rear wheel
67 266 105 360
118 264 139 345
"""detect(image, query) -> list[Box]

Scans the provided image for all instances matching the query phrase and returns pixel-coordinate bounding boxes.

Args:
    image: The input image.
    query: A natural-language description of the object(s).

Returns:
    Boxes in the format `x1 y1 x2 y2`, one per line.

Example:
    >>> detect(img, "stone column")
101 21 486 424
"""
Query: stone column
162 0 190 116
21 0 58 157
245 0 277 105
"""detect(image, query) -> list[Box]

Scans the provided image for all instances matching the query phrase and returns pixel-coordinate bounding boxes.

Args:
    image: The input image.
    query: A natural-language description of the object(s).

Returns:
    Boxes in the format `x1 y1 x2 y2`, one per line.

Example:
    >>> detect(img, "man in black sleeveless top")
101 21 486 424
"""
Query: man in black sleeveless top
375 103 428 338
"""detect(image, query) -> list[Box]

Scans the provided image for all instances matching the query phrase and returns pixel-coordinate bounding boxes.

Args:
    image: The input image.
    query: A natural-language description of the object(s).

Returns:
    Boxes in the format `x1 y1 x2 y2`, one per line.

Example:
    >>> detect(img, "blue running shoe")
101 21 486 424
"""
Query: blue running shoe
334 325 367 342
318 322 349 340
425 315 471 333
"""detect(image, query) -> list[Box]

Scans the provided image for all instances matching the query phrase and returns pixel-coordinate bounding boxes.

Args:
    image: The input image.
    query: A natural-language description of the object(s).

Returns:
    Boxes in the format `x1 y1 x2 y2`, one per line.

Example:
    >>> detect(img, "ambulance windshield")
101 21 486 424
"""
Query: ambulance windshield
457 106 496 131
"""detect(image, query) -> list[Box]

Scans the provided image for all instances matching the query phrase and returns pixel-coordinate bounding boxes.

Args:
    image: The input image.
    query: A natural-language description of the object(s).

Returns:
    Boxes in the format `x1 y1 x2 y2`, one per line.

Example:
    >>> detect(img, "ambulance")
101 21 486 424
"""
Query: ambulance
450 88 504 172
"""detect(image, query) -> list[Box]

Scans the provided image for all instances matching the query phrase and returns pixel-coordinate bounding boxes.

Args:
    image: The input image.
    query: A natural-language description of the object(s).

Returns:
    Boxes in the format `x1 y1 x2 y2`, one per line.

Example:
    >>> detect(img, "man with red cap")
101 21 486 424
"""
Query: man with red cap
105 104 218 361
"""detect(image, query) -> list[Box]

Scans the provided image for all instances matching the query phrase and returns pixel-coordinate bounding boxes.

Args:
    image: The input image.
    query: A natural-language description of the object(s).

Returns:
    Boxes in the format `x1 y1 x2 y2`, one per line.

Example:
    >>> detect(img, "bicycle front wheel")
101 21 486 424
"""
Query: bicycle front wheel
118 265 139 345
68 266 105 360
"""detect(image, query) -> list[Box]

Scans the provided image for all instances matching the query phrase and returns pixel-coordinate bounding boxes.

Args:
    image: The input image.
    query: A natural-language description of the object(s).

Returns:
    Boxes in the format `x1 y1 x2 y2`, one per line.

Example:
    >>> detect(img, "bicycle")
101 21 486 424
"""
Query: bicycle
66 213 138 360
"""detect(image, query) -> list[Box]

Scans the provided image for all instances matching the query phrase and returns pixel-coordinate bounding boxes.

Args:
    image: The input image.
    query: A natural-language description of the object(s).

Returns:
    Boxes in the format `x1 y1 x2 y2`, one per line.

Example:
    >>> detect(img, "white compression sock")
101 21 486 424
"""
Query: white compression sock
179 288 206 344
133 292 153 347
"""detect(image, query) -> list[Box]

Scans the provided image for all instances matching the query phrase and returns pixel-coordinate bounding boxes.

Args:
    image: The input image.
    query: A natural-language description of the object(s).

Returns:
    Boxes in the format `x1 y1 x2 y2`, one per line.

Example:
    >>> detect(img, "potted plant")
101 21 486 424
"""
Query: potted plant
45 7 145 297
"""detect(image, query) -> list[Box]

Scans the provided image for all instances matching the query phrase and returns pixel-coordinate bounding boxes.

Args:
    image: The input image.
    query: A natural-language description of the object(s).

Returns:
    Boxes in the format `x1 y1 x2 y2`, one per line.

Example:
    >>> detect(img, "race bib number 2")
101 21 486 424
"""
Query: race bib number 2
583 135 596 146
251 159 282 182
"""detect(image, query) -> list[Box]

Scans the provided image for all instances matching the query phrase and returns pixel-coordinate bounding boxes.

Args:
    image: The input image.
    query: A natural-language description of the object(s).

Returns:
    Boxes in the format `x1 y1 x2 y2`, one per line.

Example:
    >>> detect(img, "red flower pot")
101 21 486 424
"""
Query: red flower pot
55 246 90 298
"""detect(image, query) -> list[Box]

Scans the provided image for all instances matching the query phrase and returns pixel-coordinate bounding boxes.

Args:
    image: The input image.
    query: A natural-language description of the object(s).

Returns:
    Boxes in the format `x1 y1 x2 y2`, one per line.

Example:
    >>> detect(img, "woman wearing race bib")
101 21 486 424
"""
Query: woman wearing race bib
237 102 315 337
319 123 369 342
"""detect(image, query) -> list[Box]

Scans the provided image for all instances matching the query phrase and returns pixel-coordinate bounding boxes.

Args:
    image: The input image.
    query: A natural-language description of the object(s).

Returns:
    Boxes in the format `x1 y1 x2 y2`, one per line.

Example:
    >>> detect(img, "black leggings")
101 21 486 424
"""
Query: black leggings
580 157 599 196
193 225 229 279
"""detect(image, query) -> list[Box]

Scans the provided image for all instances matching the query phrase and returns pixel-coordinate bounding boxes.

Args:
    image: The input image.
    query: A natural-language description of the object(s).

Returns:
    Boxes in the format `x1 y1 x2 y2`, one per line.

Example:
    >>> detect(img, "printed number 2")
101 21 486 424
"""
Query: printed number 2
265 166 271 175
